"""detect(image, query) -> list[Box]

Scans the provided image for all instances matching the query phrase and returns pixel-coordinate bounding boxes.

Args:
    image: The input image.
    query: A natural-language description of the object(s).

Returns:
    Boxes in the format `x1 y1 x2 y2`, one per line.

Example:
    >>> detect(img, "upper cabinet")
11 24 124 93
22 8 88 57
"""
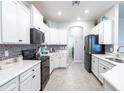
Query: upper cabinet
92 20 112 44
1 1 18 43
98 20 112 44
30 5 43 30
0 1 30 44
17 3 30 44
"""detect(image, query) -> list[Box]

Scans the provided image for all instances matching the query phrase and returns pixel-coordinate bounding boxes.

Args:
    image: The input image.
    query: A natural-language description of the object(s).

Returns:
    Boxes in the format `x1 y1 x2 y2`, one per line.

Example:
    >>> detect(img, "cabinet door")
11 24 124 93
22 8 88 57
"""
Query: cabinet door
60 53 67 68
92 56 99 77
50 56 54 74
98 22 104 44
31 5 43 30
59 29 67 44
43 24 50 44
32 68 41 91
49 28 58 44
0 77 19 91
17 3 30 44
20 75 32 91
2 1 18 43
99 62 109 83
54 54 60 68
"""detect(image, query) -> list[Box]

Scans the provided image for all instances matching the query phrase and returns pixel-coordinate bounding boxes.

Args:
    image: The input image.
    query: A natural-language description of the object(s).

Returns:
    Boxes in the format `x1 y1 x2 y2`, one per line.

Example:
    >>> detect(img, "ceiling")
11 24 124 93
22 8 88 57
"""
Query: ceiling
31 1 118 22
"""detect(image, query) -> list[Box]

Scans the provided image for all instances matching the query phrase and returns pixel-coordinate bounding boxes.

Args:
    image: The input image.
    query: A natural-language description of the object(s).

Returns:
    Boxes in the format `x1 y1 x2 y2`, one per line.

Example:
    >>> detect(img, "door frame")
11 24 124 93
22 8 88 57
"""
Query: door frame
67 26 84 64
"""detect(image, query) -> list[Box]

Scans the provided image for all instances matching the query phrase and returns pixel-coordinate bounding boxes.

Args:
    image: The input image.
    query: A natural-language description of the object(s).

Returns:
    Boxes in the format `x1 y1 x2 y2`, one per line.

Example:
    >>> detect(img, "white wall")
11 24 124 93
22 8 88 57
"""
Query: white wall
119 18 124 46
118 4 124 52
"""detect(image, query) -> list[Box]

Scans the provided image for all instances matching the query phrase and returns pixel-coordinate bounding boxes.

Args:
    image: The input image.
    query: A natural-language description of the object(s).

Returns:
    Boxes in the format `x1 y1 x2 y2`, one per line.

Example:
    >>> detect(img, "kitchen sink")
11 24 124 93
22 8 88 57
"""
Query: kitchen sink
106 58 124 63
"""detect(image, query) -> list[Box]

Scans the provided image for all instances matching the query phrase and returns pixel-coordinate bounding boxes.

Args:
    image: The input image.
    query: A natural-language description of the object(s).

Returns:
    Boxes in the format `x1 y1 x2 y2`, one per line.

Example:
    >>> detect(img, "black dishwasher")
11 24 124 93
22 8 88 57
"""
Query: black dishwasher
41 56 50 90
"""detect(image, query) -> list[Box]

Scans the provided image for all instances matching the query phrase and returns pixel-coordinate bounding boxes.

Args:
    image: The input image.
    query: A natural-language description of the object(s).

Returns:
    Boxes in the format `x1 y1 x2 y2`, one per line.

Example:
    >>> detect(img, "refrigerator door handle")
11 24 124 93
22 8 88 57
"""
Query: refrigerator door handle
84 46 86 50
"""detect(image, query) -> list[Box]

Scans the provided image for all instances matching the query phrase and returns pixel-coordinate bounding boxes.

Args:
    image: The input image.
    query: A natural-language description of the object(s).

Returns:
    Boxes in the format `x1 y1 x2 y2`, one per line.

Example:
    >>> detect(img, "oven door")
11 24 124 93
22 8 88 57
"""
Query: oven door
41 58 50 90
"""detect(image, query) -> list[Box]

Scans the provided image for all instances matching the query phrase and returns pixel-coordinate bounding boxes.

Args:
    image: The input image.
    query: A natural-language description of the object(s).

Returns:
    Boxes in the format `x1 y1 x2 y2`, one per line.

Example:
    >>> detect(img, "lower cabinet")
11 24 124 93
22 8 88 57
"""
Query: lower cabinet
50 52 67 74
0 77 19 91
92 56 99 77
20 75 32 91
98 59 115 83
20 63 41 91
0 63 41 91
92 55 115 84
32 68 41 91
50 54 55 74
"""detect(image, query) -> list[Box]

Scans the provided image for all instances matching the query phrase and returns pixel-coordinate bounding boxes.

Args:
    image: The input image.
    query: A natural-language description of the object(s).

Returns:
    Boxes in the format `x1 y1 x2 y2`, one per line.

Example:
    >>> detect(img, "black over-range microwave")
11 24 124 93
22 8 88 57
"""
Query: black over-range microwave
30 28 45 44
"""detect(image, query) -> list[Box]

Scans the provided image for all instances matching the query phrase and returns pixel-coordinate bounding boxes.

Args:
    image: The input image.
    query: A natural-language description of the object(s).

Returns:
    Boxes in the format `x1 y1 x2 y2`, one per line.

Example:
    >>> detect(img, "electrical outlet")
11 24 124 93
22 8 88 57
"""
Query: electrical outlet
4 50 9 57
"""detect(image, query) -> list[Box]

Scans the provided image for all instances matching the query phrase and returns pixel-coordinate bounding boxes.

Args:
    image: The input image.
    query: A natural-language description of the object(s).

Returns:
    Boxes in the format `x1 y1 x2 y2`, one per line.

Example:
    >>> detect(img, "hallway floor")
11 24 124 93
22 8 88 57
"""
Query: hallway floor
44 63 103 91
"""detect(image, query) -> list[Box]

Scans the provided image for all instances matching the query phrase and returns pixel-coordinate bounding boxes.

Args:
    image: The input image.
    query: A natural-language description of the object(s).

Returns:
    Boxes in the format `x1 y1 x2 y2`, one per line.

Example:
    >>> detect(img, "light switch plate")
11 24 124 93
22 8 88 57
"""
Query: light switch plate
4 50 9 57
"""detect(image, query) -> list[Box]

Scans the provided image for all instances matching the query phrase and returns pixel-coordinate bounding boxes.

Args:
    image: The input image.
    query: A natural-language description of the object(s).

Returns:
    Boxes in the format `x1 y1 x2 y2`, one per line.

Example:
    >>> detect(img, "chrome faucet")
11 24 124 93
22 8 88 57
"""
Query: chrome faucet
117 46 124 53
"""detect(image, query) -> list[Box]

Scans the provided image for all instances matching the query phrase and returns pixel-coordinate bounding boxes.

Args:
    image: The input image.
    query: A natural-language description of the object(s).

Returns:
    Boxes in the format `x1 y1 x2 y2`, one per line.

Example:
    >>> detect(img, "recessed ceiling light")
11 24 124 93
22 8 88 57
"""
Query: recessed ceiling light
84 9 89 14
58 11 62 16
77 17 81 21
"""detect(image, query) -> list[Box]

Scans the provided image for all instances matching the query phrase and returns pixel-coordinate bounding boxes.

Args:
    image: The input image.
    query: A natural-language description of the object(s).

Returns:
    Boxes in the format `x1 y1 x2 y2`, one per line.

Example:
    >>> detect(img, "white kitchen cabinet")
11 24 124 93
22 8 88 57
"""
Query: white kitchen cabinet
20 63 41 91
20 74 32 91
0 77 19 91
50 52 67 74
59 53 67 68
41 23 50 44
1 1 30 44
98 59 115 83
32 68 41 91
48 27 67 45
54 53 60 68
49 28 59 44
59 29 67 44
17 2 30 44
92 56 99 77
1 1 18 43
31 5 43 30
50 54 55 74
98 20 112 44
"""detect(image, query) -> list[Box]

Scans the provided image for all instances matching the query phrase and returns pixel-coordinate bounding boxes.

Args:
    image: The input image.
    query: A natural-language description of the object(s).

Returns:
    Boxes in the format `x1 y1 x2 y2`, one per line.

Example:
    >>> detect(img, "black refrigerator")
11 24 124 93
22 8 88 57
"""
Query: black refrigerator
84 35 105 73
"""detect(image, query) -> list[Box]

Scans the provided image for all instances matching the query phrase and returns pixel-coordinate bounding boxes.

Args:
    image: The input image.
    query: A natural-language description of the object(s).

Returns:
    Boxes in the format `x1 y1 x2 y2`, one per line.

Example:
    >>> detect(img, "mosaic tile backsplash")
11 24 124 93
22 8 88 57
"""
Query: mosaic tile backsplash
0 44 40 60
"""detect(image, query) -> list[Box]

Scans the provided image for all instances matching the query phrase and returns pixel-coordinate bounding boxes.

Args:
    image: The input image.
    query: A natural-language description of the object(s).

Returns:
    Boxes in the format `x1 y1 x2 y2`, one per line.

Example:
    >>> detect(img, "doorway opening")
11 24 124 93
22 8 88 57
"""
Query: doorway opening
67 26 84 65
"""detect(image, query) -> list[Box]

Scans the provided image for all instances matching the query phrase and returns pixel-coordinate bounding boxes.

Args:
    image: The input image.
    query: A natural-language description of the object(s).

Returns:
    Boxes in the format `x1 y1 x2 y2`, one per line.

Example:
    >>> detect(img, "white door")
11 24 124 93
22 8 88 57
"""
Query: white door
68 26 84 63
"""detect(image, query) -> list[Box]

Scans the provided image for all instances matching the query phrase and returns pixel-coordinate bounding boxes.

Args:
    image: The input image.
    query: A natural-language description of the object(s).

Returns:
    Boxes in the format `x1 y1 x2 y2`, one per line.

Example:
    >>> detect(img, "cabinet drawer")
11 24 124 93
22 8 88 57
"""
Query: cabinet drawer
99 59 115 69
32 63 40 71
99 63 110 83
0 77 19 91
20 68 33 83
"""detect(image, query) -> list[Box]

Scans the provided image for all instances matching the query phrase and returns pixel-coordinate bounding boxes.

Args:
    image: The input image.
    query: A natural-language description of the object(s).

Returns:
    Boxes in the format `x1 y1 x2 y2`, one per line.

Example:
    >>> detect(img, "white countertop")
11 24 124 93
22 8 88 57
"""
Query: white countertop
41 50 67 56
102 64 124 90
92 54 124 90
0 60 41 87
92 54 121 66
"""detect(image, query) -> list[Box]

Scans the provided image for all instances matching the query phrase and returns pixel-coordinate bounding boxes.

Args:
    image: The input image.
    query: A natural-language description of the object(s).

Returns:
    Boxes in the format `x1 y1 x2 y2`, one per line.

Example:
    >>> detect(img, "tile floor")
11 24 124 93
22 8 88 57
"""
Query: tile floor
44 63 103 91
